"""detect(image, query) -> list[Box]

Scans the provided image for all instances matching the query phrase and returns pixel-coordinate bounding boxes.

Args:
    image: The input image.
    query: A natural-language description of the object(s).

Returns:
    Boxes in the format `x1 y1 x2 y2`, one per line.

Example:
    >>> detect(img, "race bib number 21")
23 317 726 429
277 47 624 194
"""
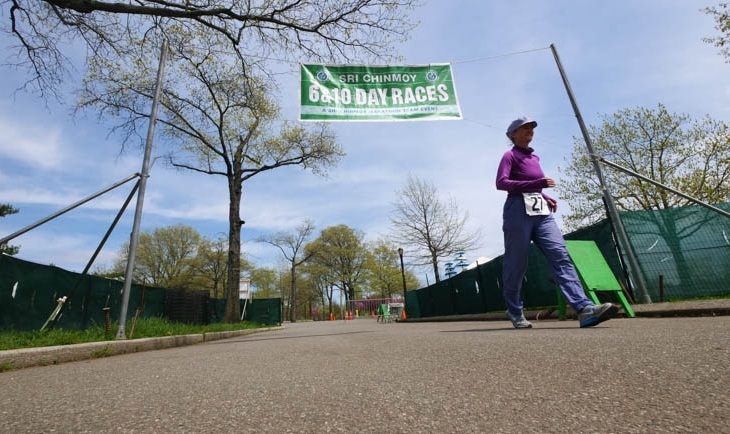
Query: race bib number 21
522 193 550 216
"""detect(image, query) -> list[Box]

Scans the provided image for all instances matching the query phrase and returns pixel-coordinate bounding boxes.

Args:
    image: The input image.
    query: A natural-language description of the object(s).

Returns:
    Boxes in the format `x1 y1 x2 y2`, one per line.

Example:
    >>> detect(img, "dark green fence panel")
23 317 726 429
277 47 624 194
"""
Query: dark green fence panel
208 298 226 324
431 280 455 316
0 254 281 330
0 255 67 330
479 257 507 313
413 286 433 317
404 290 420 318
451 269 483 315
240 298 281 325
0 253 170 331
621 203 730 301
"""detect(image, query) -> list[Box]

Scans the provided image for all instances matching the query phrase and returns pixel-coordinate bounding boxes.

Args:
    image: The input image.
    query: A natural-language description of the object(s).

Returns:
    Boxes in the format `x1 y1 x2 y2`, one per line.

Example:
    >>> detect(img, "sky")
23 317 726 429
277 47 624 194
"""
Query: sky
1 0 729 286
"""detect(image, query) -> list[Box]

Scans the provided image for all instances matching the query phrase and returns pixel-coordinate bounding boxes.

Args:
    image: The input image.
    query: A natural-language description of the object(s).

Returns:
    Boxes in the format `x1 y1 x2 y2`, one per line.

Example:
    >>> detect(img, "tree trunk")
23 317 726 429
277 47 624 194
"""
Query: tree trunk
223 175 244 323
431 252 441 283
289 263 297 323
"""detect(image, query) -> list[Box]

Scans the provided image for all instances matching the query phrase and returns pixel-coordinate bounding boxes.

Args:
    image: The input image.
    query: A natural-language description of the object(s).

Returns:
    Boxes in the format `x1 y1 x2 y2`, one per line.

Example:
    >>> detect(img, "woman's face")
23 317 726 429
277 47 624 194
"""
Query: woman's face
511 124 535 147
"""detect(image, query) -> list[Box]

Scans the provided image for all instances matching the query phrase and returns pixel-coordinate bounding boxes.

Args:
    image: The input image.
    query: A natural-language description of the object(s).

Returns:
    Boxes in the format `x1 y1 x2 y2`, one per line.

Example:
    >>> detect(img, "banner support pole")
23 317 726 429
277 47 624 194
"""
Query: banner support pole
549 43 651 304
116 39 169 339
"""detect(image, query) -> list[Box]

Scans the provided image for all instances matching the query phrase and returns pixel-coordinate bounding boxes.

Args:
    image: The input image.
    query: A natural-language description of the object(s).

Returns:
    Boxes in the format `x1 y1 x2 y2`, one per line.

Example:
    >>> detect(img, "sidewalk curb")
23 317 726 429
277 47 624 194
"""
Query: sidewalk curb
0 326 283 371
399 305 730 323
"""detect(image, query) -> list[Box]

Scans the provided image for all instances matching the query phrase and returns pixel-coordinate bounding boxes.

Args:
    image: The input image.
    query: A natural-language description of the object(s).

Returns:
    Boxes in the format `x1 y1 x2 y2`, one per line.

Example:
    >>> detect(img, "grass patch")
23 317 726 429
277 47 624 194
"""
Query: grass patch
0 317 265 351
90 346 112 359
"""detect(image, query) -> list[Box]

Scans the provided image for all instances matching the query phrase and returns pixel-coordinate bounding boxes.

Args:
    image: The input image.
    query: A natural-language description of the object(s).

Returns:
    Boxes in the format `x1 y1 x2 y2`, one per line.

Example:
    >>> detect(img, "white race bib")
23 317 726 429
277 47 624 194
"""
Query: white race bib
523 192 550 216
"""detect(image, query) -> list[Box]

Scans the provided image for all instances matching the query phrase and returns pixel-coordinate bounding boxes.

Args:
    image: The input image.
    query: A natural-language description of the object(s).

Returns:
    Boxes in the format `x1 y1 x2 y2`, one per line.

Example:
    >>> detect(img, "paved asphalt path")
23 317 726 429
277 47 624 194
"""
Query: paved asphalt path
1 316 728 434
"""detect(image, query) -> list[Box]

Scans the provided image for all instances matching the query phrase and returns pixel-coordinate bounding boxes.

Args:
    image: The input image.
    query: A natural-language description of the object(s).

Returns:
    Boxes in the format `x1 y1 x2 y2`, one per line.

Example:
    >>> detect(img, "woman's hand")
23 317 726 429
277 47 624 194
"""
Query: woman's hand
547 199 558 213
543 177 556 188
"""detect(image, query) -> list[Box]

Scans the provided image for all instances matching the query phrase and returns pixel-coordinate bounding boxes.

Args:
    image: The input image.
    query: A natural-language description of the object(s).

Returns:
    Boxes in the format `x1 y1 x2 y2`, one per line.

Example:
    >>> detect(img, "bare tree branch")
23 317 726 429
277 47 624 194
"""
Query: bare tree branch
5 0 423 98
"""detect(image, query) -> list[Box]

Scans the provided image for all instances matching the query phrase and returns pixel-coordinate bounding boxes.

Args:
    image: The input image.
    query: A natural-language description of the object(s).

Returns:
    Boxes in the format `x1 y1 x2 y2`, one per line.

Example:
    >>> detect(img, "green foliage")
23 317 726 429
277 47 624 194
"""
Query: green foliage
192 237 230 299
365 239 406 299
0 203 18 217
113 224 231 292
703 3 730 62
560 104 730 230
0 327 112 351
0 317 261 351
90 346 112 359
305 225 369 304
0 203 20 255
250 267 281 299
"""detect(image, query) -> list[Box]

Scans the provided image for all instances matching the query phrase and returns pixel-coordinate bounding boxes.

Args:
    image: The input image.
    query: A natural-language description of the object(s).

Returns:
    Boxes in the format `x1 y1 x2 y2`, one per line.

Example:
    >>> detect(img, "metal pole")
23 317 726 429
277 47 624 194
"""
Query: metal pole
46 180 141 331
116 40 169 339
549 43 651 303
398 247 407 314
0 173 139 246
595 155 730 220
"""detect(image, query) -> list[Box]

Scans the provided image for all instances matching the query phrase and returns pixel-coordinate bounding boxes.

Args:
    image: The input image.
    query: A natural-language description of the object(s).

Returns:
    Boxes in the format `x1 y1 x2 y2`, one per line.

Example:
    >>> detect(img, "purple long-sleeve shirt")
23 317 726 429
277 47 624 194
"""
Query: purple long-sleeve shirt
495 146 555 204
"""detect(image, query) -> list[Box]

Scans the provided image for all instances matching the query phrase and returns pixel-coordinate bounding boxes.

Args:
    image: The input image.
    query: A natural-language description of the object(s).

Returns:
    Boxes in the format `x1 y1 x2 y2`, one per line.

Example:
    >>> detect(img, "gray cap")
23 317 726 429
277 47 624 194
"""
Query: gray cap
506 116 538 138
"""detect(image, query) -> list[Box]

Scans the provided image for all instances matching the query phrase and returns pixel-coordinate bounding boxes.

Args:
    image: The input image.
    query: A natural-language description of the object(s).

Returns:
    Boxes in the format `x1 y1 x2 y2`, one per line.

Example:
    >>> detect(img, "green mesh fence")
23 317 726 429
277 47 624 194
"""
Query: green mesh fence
241 298 282 326
206 298 281 326
621 203 730 301
0 254 167 331
405 202 730 319
0 254 281 330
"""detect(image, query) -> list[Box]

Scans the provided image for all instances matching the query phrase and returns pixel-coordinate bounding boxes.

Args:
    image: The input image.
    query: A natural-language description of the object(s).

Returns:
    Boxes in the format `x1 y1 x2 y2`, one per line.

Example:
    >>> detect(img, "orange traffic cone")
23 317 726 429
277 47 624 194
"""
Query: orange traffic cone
371 310 375 319
329 312 334 321
401 309 407 320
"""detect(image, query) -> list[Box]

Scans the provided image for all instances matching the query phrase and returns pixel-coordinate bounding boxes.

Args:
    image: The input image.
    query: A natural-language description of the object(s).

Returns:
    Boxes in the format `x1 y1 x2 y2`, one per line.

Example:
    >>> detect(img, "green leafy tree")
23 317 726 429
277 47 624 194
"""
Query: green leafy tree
258 219 316 323
703 3 730 62
250 267 280 299
0 203 20 255
365 238 418 299
305 225 368 310
296 274 323 320
390 175 481 283
5 0 422 99
301 259 337 319
559 104 730 288
115 225 251 293
560 104 730 228
190 237 229 299
113 224 204 289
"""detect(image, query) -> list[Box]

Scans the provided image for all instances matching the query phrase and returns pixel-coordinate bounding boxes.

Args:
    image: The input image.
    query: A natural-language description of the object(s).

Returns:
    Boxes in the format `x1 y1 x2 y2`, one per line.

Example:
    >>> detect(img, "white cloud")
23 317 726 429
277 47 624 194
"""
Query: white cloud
0 115 65 170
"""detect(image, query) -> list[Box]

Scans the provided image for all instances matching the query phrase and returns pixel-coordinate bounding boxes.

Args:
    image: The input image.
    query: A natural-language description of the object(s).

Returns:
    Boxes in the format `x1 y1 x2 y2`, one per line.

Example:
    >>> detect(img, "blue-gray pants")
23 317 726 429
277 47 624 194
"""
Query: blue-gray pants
502 195 593 315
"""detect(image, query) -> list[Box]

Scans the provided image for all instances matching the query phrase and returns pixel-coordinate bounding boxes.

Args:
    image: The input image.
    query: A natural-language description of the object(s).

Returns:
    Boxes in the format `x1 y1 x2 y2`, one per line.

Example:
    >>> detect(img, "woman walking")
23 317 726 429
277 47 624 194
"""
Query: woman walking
496 116 617 328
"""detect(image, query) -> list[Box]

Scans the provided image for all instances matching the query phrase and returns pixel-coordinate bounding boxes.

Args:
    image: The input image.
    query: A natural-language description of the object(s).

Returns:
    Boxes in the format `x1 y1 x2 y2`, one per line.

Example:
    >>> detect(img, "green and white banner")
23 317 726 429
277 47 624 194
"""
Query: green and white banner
299 64 462 122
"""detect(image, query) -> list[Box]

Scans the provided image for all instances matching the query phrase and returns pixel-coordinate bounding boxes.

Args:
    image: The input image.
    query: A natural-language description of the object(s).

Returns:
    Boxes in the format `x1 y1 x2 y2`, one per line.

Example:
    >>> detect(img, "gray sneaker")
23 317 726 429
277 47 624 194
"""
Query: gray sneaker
505 310 533 329
578 303 618 328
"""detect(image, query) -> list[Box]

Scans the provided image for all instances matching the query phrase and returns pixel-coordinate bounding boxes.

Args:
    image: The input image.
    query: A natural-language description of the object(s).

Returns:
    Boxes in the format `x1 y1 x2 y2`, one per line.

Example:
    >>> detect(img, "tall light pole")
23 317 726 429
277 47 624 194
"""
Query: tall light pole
398 248 407 315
